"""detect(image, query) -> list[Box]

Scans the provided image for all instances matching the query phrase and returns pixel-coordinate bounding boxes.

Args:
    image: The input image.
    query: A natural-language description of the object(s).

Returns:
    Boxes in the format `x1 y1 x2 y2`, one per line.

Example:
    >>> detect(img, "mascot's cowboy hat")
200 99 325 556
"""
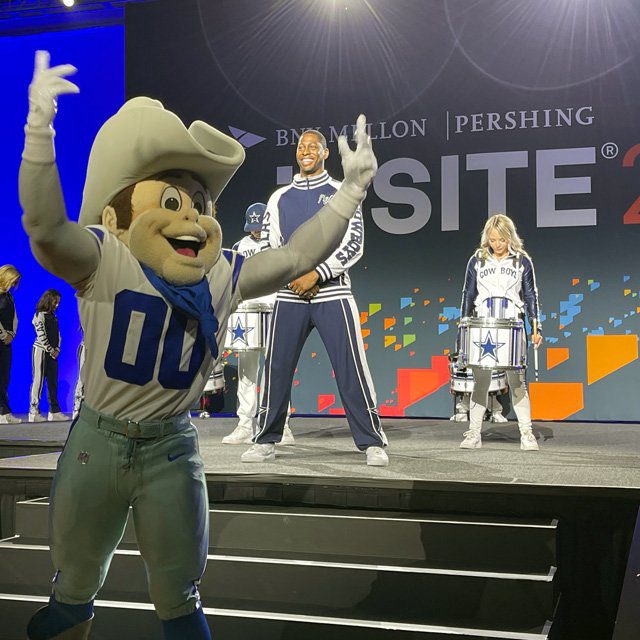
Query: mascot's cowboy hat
78 97 245 226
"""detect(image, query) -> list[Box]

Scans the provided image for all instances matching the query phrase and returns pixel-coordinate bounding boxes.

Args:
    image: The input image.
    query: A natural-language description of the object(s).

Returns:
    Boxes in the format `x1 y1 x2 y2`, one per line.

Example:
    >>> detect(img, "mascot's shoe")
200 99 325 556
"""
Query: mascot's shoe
29 412 46 423
460 430 482 449
162 607 211 640
27 598 94 640
241 443 276 463
449 412 468 422
222 425 253 445
520 429 539 451
48 412 68 422
0 413 22 424
278 425 295 446
366 446 389 467
490 412 509 423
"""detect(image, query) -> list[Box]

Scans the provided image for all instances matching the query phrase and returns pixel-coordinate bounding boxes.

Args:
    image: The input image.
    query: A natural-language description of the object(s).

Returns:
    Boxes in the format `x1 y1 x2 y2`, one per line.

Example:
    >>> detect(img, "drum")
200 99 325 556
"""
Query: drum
458 316 526 370
449 365 508 395
479 296 519 320
224 302 272 351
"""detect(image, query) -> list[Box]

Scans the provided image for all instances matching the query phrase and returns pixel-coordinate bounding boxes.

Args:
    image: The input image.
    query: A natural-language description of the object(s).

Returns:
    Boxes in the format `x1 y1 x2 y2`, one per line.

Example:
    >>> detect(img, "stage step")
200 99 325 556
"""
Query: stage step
0 539 555 633
0 594 552 640
2 500 558 639
13 499 557 574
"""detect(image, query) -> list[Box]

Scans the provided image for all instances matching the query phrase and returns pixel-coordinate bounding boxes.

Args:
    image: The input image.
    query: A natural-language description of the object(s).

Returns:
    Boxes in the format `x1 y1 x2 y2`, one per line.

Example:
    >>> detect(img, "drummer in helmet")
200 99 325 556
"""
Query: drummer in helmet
220 203 295 445
458 214 542 451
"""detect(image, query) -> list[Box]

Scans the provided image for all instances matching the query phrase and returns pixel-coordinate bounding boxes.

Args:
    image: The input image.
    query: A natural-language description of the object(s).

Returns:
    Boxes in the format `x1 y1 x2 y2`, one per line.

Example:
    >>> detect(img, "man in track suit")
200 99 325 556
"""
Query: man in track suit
241 129 388 467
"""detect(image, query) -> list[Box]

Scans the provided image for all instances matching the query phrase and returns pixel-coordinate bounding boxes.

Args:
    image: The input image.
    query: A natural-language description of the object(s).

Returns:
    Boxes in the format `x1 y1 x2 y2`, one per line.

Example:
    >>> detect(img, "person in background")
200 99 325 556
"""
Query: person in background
459 214 542 451
241 130 388 466
222 203 294 445
0 265 22 424
199 361 225 418
29 289 66 422
72 338 85 420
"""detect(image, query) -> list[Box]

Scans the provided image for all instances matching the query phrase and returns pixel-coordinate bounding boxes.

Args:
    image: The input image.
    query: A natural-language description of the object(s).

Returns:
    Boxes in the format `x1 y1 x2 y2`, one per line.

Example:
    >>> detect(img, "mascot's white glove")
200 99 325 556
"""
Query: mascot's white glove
23 50 79 164
337 113 378 203
324 114 377 221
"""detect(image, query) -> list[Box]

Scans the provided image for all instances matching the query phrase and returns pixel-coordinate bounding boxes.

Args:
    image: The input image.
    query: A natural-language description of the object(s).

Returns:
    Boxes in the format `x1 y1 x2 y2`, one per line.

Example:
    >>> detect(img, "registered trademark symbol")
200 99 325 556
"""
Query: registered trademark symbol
601 142 619 159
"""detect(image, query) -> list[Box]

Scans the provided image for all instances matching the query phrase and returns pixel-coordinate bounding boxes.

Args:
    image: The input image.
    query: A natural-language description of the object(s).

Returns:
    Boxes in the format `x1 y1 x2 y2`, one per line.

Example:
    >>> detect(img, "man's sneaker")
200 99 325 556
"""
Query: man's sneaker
278 425 295 446
241 443 276 463
28 412 46 423
490 412 509 423
199 411 210 419
520 430 539 451
460 430 482 449
0 413 22 424
48 412 67 422
222 425 253 445
366 446 389 467
449 412 468 422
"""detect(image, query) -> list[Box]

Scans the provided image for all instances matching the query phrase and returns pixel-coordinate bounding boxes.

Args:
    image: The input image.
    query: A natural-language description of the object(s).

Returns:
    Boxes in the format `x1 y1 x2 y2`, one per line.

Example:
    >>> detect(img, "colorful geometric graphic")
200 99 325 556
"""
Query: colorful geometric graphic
586 334 638 384
546 347 569 370
317 394 335 412
380 356 450 416
530 383 584 420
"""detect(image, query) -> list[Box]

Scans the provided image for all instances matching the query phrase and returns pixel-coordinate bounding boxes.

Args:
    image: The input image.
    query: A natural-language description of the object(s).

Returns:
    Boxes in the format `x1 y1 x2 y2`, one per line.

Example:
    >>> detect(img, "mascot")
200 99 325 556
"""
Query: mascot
18 52 377 640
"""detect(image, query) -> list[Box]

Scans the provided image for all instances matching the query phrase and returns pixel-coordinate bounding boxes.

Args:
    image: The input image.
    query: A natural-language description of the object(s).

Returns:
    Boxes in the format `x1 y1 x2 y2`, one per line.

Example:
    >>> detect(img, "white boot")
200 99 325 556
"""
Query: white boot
460 430 482 449
0 413 22 424
278 425 295 446
222 425 253 445
520 428 539 451
241 443 276 463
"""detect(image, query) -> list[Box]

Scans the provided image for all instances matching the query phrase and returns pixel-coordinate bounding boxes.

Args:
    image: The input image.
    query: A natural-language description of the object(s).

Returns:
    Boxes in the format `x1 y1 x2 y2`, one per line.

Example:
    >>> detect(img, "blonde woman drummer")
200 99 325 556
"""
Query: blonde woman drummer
459 214 542 451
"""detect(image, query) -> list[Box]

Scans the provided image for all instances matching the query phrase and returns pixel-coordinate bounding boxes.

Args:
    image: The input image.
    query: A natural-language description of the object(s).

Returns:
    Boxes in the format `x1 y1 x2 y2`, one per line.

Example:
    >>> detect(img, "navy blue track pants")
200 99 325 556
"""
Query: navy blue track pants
254 297 386 450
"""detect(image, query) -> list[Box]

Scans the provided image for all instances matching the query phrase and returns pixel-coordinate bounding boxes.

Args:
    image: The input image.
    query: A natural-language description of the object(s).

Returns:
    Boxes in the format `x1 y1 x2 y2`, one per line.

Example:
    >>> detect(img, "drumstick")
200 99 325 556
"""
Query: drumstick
533 319 539 382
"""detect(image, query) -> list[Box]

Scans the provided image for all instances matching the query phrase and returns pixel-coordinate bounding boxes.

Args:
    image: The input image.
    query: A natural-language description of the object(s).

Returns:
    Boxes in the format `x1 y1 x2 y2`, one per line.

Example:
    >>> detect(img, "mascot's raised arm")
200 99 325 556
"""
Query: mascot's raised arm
18 51 377 640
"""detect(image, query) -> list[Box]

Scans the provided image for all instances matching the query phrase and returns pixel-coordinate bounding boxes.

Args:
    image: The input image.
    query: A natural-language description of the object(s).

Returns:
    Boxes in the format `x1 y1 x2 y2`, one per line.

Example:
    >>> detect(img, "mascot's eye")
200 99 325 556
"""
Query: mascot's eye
192 192 205 215
161 186 182 211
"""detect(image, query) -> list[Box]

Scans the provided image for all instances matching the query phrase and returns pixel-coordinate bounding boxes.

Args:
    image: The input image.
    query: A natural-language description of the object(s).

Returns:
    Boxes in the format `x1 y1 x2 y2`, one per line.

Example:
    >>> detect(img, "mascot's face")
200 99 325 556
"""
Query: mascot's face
107 171 221 286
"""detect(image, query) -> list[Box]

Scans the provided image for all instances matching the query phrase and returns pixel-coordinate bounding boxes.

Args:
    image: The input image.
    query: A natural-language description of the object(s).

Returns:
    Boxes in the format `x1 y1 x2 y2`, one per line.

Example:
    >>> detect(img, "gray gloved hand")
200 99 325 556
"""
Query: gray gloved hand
23 50 79 163
337 114 378 201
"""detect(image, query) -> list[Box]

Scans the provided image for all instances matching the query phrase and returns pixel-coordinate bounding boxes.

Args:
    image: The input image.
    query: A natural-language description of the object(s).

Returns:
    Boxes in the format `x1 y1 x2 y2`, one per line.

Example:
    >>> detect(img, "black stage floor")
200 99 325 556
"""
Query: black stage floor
1 416 639 495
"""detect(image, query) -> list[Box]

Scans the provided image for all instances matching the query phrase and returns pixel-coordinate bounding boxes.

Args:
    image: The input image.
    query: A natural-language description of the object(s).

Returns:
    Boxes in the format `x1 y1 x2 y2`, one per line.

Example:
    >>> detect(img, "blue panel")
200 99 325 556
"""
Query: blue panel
0 25 124 412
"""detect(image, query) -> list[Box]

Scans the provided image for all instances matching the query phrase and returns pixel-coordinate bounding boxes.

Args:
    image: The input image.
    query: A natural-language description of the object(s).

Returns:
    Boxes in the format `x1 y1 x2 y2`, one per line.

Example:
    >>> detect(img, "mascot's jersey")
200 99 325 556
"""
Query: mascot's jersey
232 235 275 307
263 171 363 304
77 225 242 421
460 249 541 328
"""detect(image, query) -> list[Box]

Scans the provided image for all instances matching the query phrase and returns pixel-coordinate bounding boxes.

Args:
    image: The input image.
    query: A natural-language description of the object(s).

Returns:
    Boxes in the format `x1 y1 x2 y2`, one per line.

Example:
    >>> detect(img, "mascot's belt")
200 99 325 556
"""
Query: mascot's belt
80 404 190 439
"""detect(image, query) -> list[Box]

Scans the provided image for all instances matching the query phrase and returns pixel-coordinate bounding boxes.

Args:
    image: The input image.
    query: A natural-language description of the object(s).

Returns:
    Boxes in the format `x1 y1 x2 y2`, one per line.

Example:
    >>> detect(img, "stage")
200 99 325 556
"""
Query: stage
0 416 639 492
1 416 639 640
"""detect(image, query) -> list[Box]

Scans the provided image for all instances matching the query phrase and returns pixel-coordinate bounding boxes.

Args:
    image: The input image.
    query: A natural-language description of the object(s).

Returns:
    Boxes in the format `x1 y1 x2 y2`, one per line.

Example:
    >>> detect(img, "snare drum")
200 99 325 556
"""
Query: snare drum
458 316 526 370
449 365 508 395
224 302 272 351
479 296 519 320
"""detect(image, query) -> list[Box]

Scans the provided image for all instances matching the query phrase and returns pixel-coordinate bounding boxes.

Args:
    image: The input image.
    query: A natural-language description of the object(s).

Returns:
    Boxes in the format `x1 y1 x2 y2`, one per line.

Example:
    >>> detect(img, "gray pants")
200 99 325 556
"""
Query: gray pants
49 405 208 620
468 368 532 434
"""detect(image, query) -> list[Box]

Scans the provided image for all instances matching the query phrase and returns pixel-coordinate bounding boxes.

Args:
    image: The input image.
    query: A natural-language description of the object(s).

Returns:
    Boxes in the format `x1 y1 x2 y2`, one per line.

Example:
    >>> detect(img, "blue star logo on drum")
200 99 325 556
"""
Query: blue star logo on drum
227 317 254 346
474 332 504 361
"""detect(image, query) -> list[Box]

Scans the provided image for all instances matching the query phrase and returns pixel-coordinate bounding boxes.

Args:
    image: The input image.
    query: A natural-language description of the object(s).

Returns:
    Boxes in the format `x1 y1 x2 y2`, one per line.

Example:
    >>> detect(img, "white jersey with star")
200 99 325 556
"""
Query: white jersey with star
232 234 275 307
77 225 242 421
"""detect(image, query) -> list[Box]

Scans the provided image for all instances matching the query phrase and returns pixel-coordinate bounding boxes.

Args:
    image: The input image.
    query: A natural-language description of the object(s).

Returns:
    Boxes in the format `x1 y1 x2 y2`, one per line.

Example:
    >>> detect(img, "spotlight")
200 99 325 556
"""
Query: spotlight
62 0 75 7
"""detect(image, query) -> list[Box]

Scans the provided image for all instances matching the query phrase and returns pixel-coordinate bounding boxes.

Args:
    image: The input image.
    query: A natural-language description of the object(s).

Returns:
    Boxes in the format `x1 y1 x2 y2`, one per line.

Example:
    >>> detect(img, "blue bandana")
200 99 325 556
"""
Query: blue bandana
141 265 219 359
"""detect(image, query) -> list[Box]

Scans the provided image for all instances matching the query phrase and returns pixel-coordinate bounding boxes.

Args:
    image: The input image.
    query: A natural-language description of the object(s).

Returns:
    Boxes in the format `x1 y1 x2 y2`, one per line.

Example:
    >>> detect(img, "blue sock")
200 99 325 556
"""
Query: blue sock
162 607 211 640
27 595 93 640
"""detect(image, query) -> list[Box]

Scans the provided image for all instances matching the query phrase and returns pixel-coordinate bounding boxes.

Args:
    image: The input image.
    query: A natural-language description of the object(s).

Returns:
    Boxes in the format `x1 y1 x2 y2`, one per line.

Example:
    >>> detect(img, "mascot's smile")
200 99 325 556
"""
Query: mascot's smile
165 235 206 258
